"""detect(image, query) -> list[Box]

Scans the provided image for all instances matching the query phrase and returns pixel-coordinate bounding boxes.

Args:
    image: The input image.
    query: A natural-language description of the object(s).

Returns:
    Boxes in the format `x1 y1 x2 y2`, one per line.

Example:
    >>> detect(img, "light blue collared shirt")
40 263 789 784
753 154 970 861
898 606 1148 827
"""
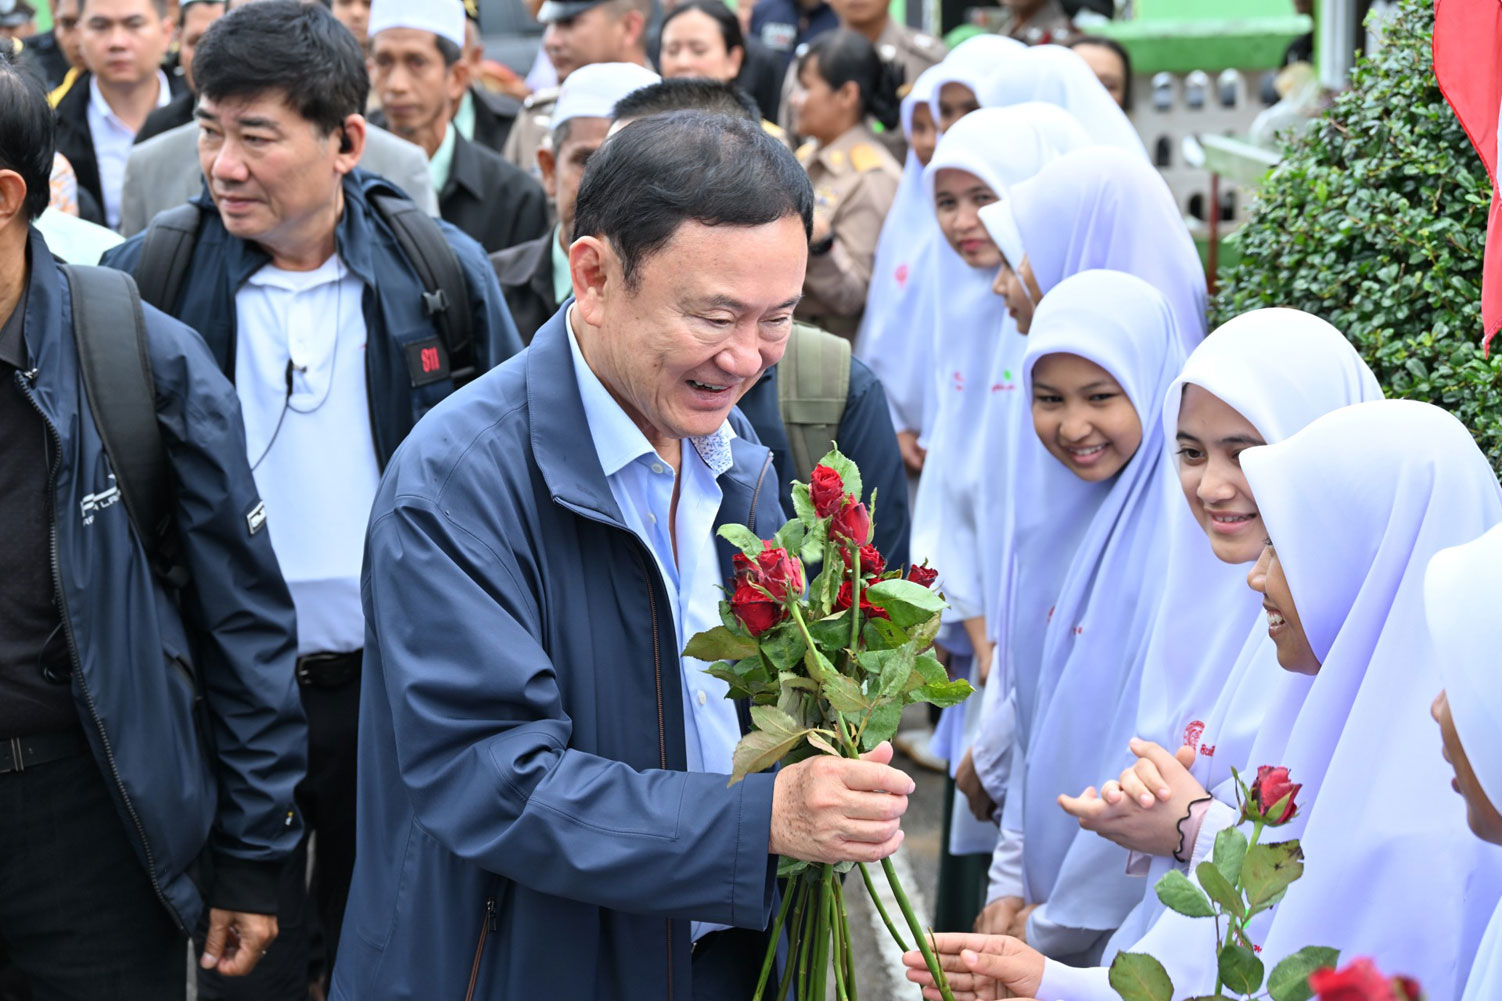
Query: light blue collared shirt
566 312 745 937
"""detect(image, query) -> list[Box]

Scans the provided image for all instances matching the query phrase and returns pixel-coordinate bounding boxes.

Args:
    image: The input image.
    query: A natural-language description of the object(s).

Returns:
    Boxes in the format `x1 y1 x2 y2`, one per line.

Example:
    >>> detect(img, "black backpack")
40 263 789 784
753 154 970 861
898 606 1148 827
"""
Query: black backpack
132 183 479 384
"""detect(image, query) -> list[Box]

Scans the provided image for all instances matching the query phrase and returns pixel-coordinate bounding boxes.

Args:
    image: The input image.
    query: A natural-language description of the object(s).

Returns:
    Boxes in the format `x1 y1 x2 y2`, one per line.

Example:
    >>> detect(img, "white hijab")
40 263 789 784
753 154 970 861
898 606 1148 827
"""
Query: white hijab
1103 311 1384 954
989 146 1208 353
1427 524 1502 1001
977 44 1146 156
923 33 1026 126
855 65 943 435
1009 270 1185 931
1113 401 1502 1000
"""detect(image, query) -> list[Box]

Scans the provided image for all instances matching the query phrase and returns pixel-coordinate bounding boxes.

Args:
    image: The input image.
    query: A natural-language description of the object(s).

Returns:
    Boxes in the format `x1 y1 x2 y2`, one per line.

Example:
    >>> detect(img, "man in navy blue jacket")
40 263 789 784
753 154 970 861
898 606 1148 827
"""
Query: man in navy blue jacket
0 50 303 998
102 3 521 995
335 111 916 1000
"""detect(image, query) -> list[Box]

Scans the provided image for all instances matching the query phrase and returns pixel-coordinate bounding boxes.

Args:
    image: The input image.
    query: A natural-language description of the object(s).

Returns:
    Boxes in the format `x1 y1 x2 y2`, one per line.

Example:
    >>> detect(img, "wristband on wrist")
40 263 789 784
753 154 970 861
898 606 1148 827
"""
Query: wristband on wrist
1174 795 1214 864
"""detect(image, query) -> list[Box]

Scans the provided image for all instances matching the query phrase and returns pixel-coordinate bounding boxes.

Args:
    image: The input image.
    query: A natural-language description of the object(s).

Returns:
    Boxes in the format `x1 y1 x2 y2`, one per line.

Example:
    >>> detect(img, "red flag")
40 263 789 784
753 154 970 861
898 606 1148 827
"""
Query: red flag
1433 0 1502 351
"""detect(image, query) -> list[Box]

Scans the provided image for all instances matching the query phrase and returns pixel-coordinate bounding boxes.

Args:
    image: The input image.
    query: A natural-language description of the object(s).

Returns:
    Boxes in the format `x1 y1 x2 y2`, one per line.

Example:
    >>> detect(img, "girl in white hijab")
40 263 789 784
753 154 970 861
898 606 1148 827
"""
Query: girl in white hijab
1057 310 1383 954
985 145 1208 351
856 65 943 470
1427 524 1502 1001
924 33 1026 133
977 43 1146 156
907 399 1502 1001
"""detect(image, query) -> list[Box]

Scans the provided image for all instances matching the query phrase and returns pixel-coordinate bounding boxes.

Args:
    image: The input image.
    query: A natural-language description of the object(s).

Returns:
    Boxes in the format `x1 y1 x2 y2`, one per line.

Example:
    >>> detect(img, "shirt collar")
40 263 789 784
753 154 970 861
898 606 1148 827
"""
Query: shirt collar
564 307 735 479
0 277 27 369
88 68 172 125
550 225 572 308
427 122 458 194
454 89 476 143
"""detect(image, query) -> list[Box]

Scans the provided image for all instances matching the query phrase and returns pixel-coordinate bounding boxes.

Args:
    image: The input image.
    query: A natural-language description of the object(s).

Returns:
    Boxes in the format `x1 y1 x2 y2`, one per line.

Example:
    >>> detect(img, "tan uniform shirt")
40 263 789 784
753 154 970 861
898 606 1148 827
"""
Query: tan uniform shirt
796 123 902 340
1002 0 1074 44
501 87 559 181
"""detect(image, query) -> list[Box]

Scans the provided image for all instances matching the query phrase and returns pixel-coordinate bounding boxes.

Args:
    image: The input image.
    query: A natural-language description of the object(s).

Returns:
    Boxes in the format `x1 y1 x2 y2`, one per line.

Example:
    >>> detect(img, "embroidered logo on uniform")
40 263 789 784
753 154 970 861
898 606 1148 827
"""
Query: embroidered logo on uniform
895 263 909 288
246 501 267 537
991 369 1016 392
951 371 965 391
1183 719 1205 753
79 474 121 525
1200 744 1216 757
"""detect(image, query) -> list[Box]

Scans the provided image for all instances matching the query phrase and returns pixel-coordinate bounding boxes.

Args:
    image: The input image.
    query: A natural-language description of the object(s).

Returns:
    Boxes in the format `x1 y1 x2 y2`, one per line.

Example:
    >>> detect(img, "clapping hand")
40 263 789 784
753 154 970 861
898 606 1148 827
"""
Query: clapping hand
902 933 1046 1001
1058 739 1204 857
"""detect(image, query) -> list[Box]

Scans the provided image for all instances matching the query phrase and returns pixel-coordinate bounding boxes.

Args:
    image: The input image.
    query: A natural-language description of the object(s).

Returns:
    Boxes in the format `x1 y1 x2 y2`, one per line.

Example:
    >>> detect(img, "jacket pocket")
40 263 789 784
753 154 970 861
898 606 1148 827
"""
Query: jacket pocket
464 896 497 1001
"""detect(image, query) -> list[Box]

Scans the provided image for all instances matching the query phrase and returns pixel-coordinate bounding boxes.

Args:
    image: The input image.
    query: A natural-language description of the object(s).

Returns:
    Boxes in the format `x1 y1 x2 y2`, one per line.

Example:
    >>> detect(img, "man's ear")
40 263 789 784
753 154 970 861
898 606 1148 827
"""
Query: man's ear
334 113 367 173
569 234 613 325
536 145 557 200
621 8 647 48
0 170 31 232
447 58 472 106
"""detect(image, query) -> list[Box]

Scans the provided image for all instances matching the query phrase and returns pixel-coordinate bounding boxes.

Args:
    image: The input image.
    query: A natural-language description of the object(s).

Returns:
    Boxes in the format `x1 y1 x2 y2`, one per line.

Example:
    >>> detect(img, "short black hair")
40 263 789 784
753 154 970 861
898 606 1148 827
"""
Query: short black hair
79 0 167 15
436 36 462 67
659 0 744 58
193 0 368 136
572 111 812 289
0 48 53 221
612 77 758 123
1066 34 1134 112
797 29 900 131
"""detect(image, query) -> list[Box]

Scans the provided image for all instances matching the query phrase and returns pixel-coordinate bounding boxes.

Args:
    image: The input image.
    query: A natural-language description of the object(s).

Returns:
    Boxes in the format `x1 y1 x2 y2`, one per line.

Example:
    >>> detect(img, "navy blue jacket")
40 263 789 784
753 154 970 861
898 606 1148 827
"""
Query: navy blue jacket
737 355 912 565
749 0 838 71
100 170 523 465
17 228 305 929
332 307 784 1000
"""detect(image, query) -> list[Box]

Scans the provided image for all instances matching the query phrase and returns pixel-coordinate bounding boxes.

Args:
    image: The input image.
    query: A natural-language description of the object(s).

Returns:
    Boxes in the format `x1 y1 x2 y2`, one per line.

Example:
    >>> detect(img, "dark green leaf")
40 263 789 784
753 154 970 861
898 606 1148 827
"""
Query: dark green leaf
803 646 839 685
778 856 811 878
863 617 910 650
815 446 863 507
683 626 759 663
717 523 764 558
821 672 869 713
1107 952 1174 1001
864 579 948 630
1267 945 1340 1001
914 652 947 686
909 678 973 708
705 663 754 700
905 610 943 651
1195 861 1244 919
1153 870 1215 919
1241 840 1305 913
859 701 903 750
808 611 855 651
773 519 807 560
759 623 807 672
791 482 817 529
1217 944 1264 996
1212 826 1248 888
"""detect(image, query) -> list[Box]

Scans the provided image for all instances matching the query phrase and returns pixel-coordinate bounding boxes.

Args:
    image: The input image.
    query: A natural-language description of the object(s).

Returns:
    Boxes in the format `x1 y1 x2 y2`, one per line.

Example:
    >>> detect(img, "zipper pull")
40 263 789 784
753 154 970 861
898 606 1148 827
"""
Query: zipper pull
486 897 497 931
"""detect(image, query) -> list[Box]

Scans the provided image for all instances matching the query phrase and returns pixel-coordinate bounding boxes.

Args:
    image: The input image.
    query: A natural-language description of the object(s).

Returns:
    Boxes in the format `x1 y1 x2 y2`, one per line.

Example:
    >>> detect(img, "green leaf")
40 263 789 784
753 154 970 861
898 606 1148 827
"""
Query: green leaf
1195 860 1244 920
1217 944 1264 996
863 616 910 650
1267 945 1340 1001
717 523 764 558
821 672 870 713
729 725 811 784
905 610 944 651
815 446 863 507
778 856 811 878
864 578 948 630
1241 840 1304 914
913 652 947 686
1153 870 1215 919
749 704 803 741
705 663 754 700
772 519 807 560
859 701 903 750
1212 826 1248 888
806 730 840 756
909 677 973 708
683 626 759 663
791 482 817 528
1107 952 1174 1001
803 646 840 685
808 611 855 651
759 623 808 672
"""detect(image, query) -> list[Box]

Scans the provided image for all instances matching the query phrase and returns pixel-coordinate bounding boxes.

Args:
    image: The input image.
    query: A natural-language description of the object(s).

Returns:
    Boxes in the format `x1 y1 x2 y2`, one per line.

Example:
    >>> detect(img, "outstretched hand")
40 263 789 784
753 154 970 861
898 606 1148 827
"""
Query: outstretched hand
770 741 914 863
1058 739 1203 857
902 932 1045 1001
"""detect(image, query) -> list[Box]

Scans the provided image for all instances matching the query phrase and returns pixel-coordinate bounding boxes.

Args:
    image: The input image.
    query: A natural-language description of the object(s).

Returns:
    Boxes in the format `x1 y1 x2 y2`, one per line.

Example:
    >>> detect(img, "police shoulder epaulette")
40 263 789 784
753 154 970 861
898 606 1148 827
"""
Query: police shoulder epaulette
849 143 886 173
523 87 560 111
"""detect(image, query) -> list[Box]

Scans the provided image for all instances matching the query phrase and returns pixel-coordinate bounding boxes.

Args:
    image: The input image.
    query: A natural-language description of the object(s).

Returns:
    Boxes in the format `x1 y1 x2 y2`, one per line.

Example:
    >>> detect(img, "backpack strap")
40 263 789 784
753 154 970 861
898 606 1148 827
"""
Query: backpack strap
369 190 478 386
776 322 852 479
62 265 183 586
133 202 203 314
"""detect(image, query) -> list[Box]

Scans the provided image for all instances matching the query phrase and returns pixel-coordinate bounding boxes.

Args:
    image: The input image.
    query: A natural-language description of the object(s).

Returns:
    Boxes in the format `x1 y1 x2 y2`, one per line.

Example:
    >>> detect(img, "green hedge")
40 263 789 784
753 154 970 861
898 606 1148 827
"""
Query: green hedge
1212 0 1502 470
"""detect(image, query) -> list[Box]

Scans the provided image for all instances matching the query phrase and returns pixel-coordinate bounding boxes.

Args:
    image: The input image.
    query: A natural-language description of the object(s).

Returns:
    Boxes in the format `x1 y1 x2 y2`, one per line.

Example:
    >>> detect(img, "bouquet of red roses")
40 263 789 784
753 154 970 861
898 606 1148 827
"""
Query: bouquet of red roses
684 448 972 1001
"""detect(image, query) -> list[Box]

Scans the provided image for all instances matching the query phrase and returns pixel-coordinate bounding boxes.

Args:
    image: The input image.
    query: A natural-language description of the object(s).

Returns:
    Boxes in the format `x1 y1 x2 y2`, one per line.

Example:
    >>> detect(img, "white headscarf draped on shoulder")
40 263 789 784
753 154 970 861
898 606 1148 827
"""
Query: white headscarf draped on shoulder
977 44 1146 156
1427 524 1502 1001
855 65 944 435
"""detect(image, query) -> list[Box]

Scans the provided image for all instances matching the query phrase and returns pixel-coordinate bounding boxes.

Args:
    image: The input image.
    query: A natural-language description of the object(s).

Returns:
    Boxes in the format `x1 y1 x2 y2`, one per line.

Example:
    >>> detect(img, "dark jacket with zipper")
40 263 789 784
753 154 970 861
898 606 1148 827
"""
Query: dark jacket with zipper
439 130 550 255
99 169 524 463
330 304 784 1000
14 227 304 930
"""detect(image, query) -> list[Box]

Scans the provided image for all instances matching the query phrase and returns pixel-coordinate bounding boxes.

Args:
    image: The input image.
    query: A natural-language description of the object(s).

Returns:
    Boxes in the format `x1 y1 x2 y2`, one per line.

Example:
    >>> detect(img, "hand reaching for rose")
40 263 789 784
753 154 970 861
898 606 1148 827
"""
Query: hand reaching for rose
770 740 914 863
973 895 1023 935
1058 739 1204 857
902 933 1045 1001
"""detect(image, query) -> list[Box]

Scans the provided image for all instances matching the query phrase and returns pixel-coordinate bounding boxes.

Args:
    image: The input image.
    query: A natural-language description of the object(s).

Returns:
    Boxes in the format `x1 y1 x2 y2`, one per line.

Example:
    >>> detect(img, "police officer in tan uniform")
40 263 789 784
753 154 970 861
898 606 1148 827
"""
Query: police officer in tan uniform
777 0 942 157
789 29 901 340
503 0 653 178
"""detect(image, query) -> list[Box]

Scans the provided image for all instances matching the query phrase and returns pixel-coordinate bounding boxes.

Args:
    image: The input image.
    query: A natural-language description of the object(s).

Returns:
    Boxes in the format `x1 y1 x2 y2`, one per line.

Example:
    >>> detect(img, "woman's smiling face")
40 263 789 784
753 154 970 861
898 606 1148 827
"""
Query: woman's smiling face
933 168 1001 270
1175 385 1268 564
1247 541 1320 675
1030 352 1142 482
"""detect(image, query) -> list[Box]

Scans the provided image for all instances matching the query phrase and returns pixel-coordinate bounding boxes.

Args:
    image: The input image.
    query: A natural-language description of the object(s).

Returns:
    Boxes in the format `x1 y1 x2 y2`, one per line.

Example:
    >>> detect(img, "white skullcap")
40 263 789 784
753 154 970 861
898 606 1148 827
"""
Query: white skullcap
368 0 466 50
552 62 661 131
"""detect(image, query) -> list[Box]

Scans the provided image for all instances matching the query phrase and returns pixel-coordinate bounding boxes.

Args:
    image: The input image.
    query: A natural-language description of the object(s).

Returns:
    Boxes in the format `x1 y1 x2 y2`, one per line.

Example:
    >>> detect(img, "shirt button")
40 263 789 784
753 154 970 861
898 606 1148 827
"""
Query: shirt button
697 690 707 706
648 512 657 525
651 462 666 475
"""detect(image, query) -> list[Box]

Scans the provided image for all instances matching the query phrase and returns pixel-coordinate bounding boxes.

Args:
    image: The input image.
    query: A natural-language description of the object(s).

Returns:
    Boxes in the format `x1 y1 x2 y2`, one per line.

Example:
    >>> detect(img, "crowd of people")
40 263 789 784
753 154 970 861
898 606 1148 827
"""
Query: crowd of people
0 0 1499 1000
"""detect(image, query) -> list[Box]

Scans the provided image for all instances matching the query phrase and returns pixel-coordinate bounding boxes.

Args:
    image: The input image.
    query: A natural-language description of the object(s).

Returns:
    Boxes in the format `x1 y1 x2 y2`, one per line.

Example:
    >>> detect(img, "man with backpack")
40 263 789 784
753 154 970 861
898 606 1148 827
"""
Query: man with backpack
0 48 304 999
101 2 521 996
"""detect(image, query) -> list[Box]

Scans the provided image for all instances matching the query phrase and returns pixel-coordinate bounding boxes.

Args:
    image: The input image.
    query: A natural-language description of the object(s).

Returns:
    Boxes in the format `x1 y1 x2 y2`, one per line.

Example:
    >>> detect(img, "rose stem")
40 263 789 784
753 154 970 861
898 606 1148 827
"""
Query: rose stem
833 870 859 1001
828 879 850 1001
848 540 861 655
753 872 801 1000
799 870 820 1000
882 857 955 1001
810 865 833 1001
774 877 808 1001
857 862 909 952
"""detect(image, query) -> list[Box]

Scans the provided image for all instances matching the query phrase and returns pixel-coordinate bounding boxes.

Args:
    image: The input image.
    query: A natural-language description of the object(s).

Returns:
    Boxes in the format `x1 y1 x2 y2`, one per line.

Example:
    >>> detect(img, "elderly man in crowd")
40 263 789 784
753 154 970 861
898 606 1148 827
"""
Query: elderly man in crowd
335 111 915 1000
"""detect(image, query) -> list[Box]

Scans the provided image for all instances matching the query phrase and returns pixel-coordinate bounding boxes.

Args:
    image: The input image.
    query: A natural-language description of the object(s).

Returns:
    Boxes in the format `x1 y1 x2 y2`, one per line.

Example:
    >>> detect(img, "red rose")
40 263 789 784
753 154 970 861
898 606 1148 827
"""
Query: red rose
1394 977 1423 1001
1244 765 1301 826
830 497 871 545
752 547 805 601
841 543 886 577
730 582 785 636
1309 959 1407 1001
834 581 890 620
810 465 845 518
732 552 755 580
906 564 939 588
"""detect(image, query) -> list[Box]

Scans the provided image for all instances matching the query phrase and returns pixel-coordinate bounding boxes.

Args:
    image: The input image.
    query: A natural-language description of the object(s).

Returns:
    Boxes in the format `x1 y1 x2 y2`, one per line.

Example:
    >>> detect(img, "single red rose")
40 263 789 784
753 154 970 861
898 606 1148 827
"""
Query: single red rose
730 582 785 636
1245 764 1301 826
841 543 886 577
906 564 939 588
1309 959 1402 1001
834 581 890 620
732 552 755 581
810 465 845 518
753 547 805 601
830 496 871 545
